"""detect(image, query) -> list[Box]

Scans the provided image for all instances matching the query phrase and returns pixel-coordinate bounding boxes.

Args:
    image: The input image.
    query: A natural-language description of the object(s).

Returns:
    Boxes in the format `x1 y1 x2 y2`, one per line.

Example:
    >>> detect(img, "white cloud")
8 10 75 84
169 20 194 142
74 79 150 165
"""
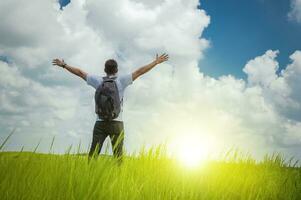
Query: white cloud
243 50 301 121
0 0 301 159
289 0 301 23
243 50 280 87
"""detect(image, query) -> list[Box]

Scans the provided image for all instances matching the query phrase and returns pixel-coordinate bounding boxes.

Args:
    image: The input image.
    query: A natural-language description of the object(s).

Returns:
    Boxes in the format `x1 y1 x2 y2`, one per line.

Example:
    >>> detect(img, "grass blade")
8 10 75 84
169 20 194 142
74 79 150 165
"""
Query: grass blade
0 128 16 151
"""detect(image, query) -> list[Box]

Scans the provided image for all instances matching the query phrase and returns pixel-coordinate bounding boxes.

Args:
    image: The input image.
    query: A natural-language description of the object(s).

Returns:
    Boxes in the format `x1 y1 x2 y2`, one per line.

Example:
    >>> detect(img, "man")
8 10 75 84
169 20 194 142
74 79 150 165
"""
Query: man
52 53 169 161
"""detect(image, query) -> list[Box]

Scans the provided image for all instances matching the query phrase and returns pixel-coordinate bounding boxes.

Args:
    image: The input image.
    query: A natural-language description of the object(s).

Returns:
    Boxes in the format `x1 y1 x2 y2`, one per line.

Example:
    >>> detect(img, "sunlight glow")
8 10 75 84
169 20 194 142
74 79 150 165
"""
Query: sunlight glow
170 134 214 168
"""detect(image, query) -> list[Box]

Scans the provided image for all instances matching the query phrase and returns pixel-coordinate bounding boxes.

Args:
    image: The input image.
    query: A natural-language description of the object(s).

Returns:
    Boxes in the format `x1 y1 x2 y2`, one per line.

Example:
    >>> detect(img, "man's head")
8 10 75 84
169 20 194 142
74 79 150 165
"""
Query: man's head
104 59 118 75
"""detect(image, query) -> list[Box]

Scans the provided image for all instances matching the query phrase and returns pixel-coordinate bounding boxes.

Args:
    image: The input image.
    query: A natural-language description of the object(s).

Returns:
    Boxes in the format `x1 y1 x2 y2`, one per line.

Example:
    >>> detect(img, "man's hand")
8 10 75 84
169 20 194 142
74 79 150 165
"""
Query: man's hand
52 58 66 68
132 53 169 81
51 58 87 80
155 53 169 64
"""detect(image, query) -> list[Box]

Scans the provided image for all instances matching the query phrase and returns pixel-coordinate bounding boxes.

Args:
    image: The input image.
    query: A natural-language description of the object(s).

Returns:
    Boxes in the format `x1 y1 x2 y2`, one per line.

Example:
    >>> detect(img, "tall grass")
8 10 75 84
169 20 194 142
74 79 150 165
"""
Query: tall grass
0 149 301 199
1 131 301 199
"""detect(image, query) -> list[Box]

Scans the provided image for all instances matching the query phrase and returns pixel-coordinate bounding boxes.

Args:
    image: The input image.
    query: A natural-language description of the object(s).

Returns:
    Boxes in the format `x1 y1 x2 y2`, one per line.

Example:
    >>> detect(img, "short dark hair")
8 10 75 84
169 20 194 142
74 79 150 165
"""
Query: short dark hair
104 59 118 75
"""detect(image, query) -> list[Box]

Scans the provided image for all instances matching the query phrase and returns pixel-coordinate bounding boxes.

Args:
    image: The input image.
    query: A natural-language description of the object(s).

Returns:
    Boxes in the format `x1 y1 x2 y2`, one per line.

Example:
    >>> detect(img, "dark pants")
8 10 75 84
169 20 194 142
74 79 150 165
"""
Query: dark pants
88 121 124 160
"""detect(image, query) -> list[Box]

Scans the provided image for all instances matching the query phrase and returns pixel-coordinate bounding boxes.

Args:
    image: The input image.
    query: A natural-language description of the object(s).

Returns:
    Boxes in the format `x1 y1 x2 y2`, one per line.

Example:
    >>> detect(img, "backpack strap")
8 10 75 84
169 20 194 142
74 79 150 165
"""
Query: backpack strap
103 76 117 82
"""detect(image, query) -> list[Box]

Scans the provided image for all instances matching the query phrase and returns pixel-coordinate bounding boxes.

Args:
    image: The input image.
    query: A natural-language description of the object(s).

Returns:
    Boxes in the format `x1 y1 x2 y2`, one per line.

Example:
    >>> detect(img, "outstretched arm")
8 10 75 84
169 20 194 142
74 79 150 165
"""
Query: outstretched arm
132 53 169 81
52 58 87 81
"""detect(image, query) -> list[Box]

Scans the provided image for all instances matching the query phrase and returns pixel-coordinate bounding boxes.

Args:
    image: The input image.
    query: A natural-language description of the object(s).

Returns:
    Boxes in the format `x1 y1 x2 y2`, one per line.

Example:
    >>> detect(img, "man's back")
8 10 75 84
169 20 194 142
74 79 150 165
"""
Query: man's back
86 74 133 122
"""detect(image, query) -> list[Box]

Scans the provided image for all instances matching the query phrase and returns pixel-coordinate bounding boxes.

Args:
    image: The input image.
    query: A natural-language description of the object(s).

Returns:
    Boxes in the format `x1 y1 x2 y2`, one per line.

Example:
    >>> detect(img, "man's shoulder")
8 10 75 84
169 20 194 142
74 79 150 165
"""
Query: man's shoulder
117 73 133 88
86 74 103 89
87 74 102 80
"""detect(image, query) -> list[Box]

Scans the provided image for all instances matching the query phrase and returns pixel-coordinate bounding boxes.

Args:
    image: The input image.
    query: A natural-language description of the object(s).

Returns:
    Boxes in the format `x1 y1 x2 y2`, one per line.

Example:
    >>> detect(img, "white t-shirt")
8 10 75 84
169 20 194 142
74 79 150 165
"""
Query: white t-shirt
86 74 133 122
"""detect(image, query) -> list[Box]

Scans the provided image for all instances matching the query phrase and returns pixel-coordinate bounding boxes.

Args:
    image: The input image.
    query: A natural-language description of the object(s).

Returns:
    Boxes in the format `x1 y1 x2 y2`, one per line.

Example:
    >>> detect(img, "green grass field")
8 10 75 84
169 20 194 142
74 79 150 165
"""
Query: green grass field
1 147 301 200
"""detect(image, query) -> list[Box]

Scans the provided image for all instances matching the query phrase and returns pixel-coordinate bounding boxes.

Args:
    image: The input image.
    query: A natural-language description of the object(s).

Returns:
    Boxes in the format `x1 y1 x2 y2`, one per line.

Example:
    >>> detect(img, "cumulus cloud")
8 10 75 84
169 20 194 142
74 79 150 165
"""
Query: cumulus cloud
0 0 301 159
289 0 301 23
244 50 301 121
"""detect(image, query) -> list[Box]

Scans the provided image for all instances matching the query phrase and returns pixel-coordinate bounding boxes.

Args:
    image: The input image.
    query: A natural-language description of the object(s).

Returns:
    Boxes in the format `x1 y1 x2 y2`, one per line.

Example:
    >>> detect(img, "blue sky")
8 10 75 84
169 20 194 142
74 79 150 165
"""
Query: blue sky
59 0 70 9
200 0 301 78
1 0 301 157
59 0 301 79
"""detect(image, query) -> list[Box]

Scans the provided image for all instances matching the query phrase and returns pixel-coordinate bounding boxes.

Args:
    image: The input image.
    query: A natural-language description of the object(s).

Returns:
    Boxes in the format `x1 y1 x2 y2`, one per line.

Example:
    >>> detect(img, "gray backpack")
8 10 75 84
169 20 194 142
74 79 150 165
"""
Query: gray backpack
95 77 121 121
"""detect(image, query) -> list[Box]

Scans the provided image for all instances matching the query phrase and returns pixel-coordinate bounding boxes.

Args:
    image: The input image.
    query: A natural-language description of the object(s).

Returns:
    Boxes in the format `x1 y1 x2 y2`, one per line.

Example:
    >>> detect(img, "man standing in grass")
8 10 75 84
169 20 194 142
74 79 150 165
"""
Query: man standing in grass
52 53 169 161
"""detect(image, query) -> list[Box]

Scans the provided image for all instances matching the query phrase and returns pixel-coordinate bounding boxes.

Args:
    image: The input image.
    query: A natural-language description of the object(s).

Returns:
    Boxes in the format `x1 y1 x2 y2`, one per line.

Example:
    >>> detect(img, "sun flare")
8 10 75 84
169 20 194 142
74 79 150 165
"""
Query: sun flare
170 134 214 168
